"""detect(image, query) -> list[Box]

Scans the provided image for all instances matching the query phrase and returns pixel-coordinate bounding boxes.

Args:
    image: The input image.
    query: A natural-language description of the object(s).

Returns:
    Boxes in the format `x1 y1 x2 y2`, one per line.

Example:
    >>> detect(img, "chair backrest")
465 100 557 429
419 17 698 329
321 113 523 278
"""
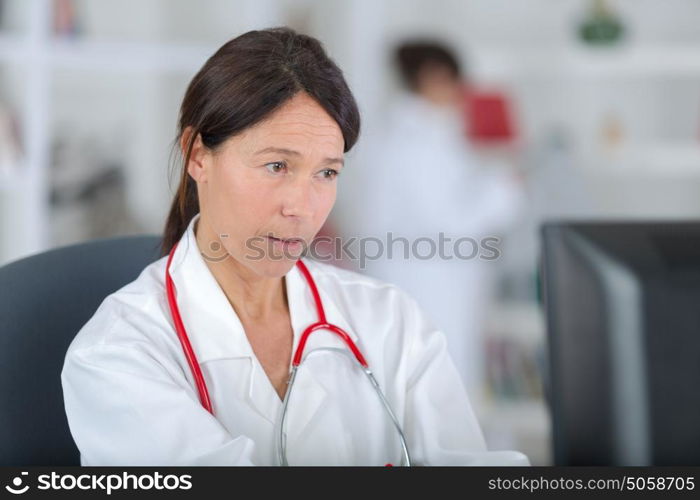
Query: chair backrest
0 235 162 465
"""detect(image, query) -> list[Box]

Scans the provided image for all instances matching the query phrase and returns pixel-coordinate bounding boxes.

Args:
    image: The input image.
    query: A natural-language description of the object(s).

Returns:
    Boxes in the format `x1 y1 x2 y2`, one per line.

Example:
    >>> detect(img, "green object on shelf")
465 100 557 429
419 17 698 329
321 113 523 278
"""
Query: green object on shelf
579 0 625 45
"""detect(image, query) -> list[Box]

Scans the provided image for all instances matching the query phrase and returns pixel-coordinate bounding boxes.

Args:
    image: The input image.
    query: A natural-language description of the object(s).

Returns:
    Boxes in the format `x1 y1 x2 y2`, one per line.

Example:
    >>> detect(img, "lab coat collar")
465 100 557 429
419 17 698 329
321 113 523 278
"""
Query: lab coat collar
167 213 360 364
166 213 360 426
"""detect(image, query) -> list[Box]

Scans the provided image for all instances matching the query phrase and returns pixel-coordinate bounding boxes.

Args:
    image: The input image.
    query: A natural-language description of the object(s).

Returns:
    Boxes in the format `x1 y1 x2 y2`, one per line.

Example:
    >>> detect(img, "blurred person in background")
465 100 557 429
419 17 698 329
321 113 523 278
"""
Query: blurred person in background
352 40 524 405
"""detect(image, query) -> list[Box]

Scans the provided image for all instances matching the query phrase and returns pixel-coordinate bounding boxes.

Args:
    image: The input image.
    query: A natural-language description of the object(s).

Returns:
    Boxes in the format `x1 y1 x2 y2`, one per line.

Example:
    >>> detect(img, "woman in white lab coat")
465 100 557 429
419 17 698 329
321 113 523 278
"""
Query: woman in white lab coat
60 27 529 466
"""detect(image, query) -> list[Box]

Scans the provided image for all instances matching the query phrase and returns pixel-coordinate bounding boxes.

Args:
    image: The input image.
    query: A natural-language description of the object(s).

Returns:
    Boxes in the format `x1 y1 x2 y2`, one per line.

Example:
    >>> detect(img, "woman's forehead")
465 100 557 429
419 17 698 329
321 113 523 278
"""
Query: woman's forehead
262 96 340 136
236 97 344 156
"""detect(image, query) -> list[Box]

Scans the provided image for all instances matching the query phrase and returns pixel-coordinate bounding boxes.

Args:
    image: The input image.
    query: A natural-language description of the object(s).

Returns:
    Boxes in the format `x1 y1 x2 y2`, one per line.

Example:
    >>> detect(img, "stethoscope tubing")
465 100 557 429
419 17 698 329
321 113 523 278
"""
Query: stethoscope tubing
165 240 411 466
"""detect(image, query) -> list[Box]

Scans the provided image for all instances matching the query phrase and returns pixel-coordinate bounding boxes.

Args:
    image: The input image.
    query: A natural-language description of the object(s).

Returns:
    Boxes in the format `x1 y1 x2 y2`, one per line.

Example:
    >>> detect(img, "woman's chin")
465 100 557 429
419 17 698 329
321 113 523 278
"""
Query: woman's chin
246 256 300 278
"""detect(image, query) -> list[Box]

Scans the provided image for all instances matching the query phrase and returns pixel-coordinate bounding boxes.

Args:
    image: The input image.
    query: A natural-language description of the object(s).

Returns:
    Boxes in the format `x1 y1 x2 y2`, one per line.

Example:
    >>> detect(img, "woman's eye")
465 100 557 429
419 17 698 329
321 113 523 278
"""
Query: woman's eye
320 168 339 180
265 161 287 174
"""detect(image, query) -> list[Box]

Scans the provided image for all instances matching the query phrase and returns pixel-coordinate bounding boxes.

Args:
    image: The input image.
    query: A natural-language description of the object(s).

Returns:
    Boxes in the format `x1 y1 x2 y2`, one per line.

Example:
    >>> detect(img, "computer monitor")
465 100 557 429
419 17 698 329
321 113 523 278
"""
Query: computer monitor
540 220 700 465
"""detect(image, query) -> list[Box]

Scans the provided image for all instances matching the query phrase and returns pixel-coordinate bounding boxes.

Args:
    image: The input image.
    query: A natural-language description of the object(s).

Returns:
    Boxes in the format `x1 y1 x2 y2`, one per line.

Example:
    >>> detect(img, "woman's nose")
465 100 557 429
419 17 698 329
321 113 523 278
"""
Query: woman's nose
281 177 314 219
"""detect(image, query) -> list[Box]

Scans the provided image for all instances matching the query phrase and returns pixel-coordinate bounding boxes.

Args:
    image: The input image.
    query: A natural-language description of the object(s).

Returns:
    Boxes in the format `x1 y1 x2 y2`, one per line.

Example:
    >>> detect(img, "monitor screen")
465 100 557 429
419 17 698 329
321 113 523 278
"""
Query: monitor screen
541 221 700 465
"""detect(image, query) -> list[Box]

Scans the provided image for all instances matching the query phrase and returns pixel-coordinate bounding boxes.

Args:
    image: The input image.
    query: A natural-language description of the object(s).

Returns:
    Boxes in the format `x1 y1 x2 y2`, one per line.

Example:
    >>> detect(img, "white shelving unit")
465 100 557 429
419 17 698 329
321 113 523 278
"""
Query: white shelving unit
472 44 700 80
0 0 228 264
477 299 551 465
466 34 699 467
0 0 50 264
472 42 700 463
0 0 383 265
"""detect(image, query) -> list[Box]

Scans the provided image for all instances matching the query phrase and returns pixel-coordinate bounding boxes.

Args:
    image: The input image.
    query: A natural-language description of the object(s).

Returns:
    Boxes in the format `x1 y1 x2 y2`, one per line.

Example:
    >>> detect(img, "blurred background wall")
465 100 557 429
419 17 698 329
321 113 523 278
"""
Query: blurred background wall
1 0 700 465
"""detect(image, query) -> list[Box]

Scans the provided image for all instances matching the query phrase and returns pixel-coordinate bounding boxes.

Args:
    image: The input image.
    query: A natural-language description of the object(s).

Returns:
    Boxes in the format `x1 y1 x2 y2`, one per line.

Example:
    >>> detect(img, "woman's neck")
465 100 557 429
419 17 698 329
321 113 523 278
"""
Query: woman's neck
194 217 288 323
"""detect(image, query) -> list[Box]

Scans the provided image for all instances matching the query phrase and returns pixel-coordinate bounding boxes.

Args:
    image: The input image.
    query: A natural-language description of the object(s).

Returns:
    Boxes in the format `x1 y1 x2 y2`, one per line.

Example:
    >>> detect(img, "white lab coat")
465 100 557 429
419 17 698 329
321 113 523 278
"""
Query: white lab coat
61 212 529 466
343 91 523 402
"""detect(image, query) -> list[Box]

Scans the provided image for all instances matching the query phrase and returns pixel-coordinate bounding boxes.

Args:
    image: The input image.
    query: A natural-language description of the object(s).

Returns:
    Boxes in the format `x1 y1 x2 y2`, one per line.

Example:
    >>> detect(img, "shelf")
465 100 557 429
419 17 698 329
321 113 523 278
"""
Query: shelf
478 398 549 428
484 300 544 345
6 36 700 79
585 143 700 177
472 44 700 81
49 38 215 72
0 35 216 73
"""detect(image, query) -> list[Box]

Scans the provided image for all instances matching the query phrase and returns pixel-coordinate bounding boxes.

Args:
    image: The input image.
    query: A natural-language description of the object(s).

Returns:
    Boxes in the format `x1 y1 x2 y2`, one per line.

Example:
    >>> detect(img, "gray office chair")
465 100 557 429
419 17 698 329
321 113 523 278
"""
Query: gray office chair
0 235 162 465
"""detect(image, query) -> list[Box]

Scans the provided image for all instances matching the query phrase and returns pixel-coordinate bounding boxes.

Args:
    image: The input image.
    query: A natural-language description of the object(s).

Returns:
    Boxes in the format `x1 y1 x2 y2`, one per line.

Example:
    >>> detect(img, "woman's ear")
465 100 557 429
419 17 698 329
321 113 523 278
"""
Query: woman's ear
181 127 209 183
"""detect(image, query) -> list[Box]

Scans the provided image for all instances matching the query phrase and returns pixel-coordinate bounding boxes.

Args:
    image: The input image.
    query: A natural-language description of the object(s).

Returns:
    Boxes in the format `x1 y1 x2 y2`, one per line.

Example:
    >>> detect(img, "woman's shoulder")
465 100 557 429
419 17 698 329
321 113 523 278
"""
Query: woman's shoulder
66 255 173 355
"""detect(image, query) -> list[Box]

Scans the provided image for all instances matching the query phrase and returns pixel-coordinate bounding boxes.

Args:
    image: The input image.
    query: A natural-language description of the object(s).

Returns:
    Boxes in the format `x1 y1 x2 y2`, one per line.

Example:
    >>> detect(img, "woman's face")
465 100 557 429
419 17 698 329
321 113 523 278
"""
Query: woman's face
187 92 345 278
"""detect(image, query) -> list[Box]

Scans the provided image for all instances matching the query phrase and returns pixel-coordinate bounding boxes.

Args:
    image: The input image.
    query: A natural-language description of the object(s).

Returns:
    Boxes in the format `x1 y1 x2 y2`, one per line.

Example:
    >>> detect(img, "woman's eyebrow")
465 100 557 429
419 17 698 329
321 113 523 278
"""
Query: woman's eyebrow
253 146 344 167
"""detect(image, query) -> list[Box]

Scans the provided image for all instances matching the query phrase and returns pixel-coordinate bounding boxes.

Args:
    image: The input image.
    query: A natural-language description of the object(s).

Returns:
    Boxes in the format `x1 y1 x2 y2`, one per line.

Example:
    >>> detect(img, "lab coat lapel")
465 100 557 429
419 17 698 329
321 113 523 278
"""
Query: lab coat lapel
168 217 365 433
287 259 363 356
284 259 364 442
167 214 254 364
167 214 276 424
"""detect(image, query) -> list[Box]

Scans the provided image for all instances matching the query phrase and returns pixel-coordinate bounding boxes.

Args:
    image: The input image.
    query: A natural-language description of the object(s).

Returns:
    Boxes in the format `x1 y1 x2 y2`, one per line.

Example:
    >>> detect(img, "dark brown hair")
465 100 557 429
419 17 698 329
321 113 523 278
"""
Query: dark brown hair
161 26 361 256
395 40 462 91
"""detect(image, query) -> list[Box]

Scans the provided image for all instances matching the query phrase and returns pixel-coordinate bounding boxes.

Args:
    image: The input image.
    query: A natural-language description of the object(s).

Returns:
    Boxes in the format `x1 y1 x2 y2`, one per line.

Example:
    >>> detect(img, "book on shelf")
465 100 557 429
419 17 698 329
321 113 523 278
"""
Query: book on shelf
483 334 544 403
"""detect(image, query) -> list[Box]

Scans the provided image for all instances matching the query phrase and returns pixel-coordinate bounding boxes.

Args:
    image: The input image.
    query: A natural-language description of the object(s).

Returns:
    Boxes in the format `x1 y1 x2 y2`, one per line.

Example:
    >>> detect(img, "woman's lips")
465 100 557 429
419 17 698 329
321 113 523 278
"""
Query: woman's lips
266 235 304 253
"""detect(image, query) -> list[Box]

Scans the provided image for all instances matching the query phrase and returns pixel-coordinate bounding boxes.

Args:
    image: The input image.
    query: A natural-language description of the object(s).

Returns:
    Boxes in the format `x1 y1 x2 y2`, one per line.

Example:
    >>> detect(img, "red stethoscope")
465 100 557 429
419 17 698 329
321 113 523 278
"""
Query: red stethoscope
164 240 411 466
